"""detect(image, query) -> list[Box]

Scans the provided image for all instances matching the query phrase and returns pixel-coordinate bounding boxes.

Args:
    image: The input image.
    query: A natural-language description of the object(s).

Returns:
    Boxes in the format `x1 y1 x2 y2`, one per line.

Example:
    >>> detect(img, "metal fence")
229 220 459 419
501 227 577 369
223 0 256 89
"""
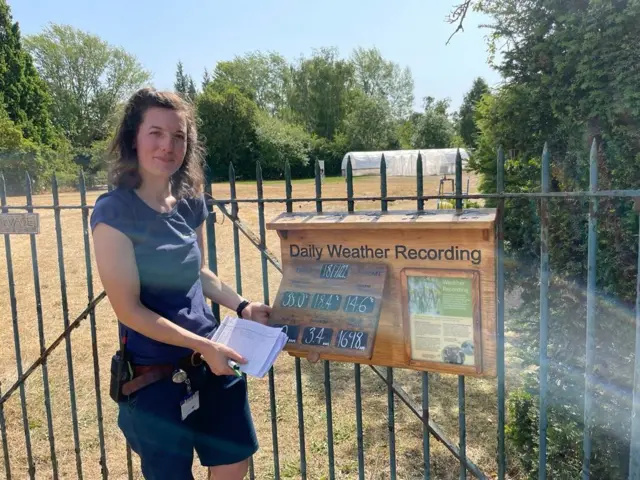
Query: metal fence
0 142 639 479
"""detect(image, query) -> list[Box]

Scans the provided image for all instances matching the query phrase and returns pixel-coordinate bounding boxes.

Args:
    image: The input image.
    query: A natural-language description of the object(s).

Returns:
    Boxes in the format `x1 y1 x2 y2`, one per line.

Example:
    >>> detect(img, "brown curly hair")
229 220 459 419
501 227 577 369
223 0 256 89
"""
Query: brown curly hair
108 87 206 199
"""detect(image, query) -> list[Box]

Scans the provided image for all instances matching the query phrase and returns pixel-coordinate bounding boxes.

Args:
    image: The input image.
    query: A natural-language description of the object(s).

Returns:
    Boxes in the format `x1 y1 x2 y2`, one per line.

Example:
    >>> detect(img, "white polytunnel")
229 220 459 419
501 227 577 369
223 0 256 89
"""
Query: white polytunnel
341 148 469 177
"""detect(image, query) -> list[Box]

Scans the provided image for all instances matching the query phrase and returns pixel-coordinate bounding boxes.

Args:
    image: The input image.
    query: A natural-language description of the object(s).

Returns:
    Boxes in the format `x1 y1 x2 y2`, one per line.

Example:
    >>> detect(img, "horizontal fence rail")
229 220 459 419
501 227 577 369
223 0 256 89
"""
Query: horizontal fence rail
0 143 638 480
1 190 639 212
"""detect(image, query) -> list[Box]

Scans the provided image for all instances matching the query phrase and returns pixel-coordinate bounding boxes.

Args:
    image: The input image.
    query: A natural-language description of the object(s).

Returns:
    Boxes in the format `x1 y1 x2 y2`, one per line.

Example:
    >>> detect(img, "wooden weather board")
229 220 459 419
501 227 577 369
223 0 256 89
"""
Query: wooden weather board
400 268 482 375
268 260 388 359
267 208 498 376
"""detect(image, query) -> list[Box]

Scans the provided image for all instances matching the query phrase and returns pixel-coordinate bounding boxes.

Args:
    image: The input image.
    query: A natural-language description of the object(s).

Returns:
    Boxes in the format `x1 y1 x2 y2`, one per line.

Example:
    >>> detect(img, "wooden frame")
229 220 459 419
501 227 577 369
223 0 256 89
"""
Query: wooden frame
400 268 483 375
267 208 498 377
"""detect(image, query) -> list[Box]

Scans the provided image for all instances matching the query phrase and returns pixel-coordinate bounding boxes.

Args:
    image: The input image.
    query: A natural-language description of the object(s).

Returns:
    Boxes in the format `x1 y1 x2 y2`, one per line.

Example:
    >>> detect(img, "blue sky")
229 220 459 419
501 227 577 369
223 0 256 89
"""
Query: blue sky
9 0 502 112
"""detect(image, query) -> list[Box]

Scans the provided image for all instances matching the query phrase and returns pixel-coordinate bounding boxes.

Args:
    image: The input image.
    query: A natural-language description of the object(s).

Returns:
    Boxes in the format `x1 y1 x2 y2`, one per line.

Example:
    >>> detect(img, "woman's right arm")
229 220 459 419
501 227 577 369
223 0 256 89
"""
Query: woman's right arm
92 222 244 374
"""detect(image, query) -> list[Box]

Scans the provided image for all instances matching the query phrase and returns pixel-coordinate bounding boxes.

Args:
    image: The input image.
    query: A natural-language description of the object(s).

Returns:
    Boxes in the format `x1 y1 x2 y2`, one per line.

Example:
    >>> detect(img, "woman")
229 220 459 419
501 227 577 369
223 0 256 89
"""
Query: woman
91 87 270 479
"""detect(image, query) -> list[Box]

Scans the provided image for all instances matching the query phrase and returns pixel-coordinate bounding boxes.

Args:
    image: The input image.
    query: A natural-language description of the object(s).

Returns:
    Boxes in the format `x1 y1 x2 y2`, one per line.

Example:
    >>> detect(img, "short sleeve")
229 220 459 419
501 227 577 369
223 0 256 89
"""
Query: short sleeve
191 193 209 228
90 192 136 239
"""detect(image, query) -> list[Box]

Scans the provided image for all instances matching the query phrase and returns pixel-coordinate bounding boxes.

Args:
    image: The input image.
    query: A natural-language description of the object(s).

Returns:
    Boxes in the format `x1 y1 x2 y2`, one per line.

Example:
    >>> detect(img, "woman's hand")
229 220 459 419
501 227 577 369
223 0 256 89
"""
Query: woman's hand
242 302 272 325
198 339 246 376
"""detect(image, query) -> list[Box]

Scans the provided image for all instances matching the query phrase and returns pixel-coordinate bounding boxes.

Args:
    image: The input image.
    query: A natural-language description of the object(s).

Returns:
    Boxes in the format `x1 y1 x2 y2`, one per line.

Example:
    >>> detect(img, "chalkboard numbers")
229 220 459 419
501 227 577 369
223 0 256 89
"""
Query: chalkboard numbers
343 295 376 314
320 263 350 279
280 291 310 309
302 327 333 346
335 330 368 351
273 324 299 344
311 293 342 311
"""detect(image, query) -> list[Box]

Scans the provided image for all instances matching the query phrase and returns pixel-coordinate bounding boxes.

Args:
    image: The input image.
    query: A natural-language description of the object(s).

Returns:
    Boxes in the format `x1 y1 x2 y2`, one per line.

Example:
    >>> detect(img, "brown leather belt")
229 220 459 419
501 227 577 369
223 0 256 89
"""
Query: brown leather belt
121 352 203 396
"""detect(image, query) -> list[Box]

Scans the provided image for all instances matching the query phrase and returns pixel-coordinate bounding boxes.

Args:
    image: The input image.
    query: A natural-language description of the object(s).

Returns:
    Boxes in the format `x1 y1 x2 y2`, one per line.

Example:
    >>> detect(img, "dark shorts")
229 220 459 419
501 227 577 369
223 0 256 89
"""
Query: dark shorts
118 364 258 479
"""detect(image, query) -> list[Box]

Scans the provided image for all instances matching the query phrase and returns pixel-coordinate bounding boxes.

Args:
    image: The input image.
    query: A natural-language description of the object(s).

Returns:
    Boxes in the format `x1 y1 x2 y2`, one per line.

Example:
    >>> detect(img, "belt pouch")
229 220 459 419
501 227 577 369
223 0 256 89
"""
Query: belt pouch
109 349 132 403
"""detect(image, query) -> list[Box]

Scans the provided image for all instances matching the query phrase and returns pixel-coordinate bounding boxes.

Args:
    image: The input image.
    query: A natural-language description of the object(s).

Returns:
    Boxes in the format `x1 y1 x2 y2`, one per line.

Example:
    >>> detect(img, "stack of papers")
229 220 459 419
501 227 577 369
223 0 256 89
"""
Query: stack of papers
211 315 288 378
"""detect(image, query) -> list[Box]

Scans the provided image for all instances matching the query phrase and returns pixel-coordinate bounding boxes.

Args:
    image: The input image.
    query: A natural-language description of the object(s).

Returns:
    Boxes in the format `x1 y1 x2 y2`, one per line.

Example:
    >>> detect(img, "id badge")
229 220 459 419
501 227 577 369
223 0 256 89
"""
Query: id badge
180 391 200 421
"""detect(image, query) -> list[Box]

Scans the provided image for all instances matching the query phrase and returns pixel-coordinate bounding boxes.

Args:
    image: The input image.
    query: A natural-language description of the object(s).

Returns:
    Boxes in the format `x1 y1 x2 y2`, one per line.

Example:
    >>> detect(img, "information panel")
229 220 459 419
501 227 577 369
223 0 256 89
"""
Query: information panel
268 260 388 359
400 268 482 374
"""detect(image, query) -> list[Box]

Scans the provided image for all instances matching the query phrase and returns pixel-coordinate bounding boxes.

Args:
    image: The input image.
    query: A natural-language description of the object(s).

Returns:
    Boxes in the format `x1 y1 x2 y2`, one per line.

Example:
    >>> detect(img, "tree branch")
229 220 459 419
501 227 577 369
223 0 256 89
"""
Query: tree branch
446 1 473 45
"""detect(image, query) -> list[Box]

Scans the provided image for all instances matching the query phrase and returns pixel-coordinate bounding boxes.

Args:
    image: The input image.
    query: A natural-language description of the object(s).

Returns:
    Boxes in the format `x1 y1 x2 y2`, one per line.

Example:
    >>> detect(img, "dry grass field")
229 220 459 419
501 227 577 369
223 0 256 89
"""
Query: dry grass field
0 173 521 479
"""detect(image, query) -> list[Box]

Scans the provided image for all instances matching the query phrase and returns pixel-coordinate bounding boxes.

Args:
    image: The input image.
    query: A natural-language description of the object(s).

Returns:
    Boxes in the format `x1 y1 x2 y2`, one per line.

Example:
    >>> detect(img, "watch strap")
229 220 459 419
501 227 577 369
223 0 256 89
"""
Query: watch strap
236 300 250 318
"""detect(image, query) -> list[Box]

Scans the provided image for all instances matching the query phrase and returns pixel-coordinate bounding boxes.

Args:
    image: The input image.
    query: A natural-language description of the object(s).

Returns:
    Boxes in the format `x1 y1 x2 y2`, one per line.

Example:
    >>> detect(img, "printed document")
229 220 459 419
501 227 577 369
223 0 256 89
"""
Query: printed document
211 315 288 377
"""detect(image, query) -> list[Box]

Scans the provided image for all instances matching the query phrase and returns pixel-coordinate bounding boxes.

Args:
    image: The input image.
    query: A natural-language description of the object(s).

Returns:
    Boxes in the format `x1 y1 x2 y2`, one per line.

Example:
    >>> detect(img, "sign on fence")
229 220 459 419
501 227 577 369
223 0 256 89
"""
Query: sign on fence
0 213 40 234
267 208 498 377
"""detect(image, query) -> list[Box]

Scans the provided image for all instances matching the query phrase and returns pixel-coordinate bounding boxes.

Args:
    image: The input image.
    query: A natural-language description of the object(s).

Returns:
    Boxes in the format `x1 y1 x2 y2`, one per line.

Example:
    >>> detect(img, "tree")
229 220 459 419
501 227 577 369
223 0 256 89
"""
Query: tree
202 68 211 90
25 24 151 148
174 61 188 96
0 103 75 193
462 1 640 477
286 47 355 140
350 46 414 120
197 85 260 180
175 61 197 102
0 0 57 146
197 83 314 181
187 77 197 101
342 89 397 151
210 51 290 116
205 46 416 158
0 103 25 151
457 77 489 149
254 111 311 178
411 97 456 149
396 113 423 149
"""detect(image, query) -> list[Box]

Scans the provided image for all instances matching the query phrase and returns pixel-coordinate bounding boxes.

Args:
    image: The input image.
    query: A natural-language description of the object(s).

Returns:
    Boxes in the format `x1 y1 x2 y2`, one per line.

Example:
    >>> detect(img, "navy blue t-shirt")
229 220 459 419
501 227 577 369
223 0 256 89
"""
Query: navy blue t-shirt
90 187 217 365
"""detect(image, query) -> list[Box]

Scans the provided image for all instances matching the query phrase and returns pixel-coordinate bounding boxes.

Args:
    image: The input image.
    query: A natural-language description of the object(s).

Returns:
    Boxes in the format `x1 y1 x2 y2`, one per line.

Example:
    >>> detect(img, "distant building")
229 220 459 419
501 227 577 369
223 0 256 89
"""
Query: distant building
341 148 469 177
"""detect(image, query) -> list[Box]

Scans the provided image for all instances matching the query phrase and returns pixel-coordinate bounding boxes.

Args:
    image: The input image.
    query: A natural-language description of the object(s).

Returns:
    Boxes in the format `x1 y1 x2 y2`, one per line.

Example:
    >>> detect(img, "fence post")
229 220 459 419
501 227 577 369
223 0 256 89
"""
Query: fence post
25 172 59 479
314 159 336 480
1 174 36 479
496 147 506 480
380 154 397 480
52 174 84 479
204 181 220 320
453 149 468 479
629 198 640 480
456 149 463 213
285 161 307 480
346 156 366 480
228 164 255 480
229 164 243 295
538 143 550 480
257 162 280 480
582 138 599 479
0 382 10 480
459 377 467 480
416 153 431 480
79 171 108 479
0 176 13 480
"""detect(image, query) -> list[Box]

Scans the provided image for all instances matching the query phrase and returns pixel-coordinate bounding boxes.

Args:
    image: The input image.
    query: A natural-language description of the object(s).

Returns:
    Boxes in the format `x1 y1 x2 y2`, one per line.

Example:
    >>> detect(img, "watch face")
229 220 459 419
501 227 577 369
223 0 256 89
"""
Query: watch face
172 369 188 384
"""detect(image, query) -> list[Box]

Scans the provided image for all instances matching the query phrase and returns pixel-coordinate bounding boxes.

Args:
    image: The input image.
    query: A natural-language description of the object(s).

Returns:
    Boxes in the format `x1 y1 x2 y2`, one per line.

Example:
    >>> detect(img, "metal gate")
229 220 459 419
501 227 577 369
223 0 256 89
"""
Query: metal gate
0 142 639 479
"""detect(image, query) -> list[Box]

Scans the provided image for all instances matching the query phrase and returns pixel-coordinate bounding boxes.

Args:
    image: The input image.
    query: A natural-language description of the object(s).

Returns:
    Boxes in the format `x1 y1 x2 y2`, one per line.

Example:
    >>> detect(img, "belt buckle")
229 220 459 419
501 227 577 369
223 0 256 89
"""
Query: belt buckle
190 352 203 367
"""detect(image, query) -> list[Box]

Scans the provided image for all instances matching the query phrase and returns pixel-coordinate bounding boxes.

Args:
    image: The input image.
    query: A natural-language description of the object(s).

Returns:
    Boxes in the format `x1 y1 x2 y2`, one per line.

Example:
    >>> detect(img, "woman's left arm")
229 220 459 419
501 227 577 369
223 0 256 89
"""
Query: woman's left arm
196 225 272 324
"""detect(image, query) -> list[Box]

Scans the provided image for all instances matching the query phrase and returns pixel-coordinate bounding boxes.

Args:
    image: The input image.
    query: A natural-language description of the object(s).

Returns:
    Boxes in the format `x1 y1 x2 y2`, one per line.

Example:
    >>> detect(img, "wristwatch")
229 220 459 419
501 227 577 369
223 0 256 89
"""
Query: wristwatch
236 300 250 319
